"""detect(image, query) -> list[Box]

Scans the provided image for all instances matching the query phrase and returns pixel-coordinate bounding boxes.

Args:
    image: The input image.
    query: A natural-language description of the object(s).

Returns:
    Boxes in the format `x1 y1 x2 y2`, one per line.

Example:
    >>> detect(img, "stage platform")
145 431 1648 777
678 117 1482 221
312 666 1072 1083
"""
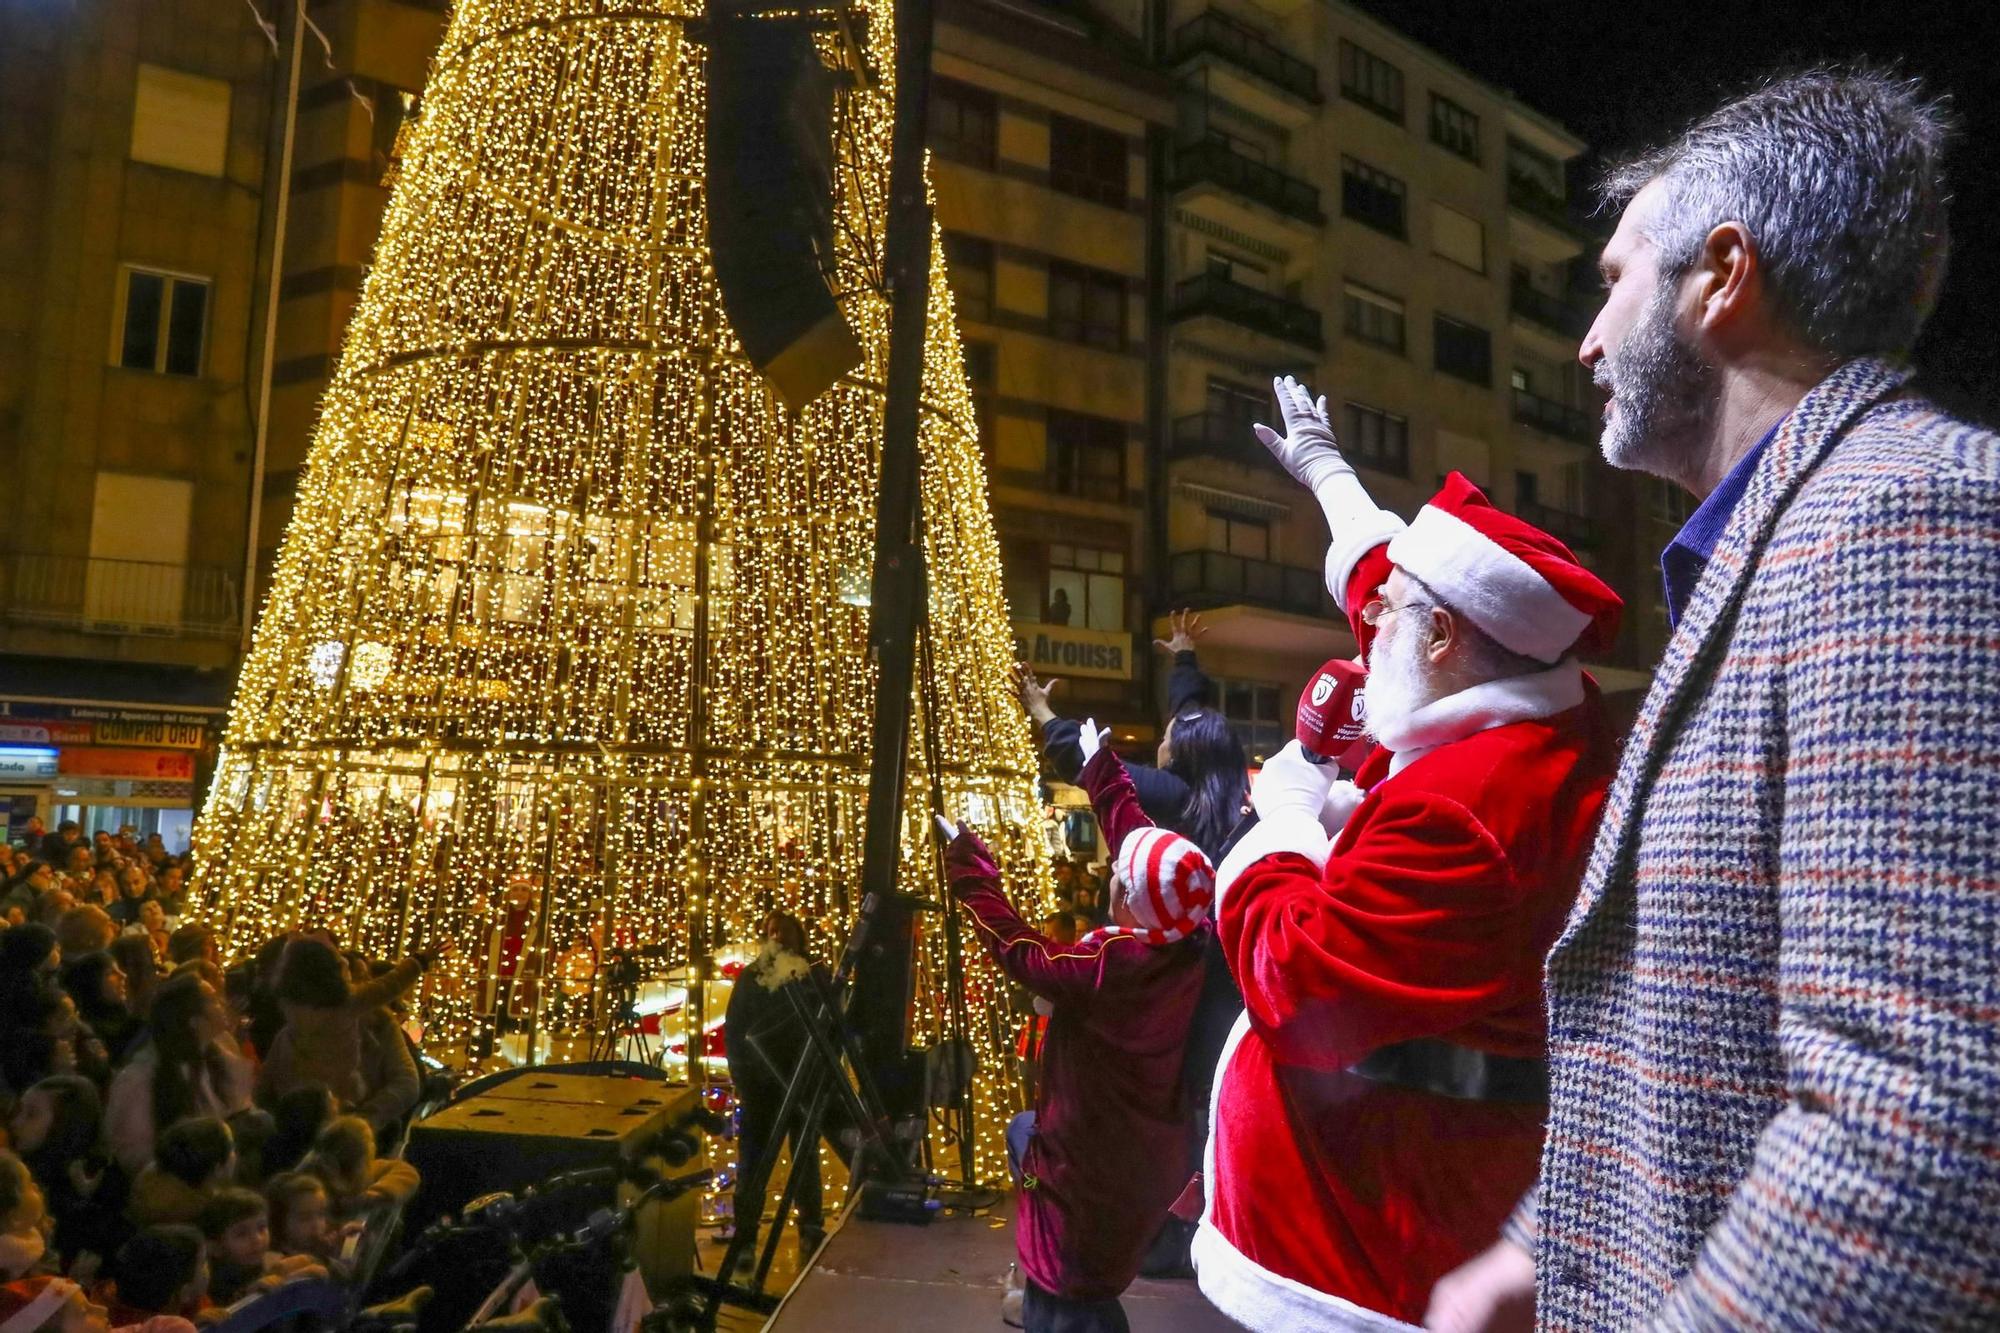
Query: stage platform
766 1194 1239 1332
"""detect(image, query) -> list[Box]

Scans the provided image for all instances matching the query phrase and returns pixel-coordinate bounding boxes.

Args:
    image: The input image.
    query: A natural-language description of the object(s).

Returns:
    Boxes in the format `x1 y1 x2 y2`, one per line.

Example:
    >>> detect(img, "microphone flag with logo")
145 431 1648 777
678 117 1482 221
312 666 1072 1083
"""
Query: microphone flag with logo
1296 658 1372 770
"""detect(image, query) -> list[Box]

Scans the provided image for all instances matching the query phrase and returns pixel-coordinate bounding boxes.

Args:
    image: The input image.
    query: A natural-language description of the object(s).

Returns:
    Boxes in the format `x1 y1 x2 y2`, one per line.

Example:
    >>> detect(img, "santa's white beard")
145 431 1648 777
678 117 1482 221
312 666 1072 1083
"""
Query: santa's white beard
1596 277 1719 481
1364 617 1439 745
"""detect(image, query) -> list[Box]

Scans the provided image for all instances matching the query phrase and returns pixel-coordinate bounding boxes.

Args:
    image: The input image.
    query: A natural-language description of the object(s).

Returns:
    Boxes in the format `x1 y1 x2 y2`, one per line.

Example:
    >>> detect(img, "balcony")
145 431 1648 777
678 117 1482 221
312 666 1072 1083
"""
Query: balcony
1510 276 1590 339
1512 387 1599 446
1170 273 1323 352
1169 411 1274 469
1171 138 1323 226
1171 11 1321 104
1169 549 1329 618
1 554 241 639
1515 499 1597 549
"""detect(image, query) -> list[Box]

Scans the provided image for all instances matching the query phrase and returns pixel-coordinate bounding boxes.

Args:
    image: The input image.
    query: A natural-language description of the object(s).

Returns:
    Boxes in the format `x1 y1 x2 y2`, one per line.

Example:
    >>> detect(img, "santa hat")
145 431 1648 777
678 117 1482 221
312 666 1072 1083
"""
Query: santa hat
1 1278 80 1333
1385 472 1622 663
1097 827 1214 946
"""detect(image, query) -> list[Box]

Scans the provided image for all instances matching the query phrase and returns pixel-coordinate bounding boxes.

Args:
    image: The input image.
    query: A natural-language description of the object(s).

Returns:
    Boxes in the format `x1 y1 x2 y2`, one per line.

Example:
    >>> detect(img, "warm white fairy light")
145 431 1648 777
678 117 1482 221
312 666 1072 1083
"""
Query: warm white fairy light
191 0 1050 1180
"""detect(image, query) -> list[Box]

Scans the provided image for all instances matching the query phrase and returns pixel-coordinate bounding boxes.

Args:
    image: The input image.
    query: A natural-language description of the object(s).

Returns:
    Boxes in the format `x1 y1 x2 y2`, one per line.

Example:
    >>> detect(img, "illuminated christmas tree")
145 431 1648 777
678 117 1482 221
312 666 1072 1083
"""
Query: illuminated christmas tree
192 0 1048 1177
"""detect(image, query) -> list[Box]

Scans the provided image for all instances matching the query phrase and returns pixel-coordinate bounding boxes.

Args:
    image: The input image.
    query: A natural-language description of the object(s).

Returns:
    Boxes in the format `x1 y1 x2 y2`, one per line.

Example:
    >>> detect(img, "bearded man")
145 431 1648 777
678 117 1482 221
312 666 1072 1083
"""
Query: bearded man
1424 69 2000 1332
1186 376 1622 1330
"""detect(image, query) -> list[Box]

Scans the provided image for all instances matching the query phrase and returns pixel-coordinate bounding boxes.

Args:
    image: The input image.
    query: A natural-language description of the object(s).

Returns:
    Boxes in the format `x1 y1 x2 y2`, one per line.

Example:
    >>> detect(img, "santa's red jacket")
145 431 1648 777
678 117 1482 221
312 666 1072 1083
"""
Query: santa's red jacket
1192 546 1617 1329
947 750 1206 1303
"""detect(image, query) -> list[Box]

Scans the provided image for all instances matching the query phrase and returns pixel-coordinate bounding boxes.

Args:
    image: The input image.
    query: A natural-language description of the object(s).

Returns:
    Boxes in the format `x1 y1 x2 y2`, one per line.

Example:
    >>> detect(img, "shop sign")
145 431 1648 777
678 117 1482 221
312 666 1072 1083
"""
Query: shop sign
57 747 197 780
0 702 214 750
0 746 60 781
1010 622 1134 682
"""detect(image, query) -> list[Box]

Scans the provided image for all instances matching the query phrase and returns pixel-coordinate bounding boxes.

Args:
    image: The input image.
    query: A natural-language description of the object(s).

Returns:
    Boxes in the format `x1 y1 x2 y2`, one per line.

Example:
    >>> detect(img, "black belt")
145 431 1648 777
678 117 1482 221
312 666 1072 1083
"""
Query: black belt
1349 1038 1549 1105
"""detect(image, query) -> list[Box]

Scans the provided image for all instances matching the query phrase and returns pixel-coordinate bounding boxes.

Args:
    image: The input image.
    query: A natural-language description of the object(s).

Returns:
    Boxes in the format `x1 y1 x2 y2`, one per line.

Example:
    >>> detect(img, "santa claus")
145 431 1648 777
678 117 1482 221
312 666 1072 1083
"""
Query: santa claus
1190 377 1624 1329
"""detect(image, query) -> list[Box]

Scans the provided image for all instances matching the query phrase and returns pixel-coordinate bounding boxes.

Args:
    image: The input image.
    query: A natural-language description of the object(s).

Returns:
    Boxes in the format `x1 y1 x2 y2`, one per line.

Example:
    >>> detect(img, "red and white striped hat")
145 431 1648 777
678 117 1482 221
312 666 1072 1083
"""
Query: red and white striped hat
1386 472 1623 663
1102 826 1214 946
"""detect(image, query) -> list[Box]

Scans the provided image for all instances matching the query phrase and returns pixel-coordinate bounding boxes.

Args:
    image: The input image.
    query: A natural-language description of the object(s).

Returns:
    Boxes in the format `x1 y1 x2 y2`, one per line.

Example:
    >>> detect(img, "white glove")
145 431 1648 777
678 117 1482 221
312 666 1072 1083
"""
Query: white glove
1078 717 1109 766
1252 376 1353 494
1321 780 1365 837
1250 740 1337 827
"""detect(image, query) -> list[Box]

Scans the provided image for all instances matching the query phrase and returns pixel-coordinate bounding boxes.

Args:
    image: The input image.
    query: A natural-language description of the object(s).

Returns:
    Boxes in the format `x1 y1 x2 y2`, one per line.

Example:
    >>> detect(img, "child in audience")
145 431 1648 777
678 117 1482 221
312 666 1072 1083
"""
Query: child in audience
0 1275 112 1333
0 1152 50 1281
97 1227 209 1331
297 1118 417 1220
8 1078 115 1274
261 1175 352 1279
127 1121 234 1228
194 1190 325 1307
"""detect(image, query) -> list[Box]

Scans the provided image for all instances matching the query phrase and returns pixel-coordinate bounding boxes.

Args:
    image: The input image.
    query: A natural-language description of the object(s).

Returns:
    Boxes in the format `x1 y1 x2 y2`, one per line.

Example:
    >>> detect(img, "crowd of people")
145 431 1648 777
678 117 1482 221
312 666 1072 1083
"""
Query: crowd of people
0 826 436 1333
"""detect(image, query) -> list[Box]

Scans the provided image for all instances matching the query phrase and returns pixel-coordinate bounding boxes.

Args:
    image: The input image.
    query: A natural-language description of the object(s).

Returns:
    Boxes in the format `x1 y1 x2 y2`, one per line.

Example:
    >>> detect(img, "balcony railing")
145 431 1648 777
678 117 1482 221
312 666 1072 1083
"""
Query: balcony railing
1506 170 1582 236
1169 411 1274 468
1510 276 1590 338
1170 273 1324 351
1170 10 1322 104
1516 499 1597 549
1512 387 1599 446
1171 138 1324 225
1169 550 1328 617
2 554 241 639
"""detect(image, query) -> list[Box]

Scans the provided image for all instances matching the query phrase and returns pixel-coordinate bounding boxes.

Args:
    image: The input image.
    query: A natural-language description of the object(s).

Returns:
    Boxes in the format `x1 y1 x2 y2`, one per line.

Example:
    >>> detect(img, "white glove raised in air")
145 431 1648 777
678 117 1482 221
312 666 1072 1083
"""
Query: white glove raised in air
1078 717 1110 766
1253 376 1354 495
1251 740 1337 827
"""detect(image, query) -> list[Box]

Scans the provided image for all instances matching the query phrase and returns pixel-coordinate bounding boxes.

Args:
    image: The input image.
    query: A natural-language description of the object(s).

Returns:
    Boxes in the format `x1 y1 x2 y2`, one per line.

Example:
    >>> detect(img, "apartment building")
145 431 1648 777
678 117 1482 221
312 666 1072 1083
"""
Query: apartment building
0 0 276 842
1155 0 1653 755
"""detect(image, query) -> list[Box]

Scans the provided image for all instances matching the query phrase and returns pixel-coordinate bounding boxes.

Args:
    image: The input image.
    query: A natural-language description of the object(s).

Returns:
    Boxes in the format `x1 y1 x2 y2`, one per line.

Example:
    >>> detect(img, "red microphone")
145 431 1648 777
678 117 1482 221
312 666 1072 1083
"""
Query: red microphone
1296 658 1372 770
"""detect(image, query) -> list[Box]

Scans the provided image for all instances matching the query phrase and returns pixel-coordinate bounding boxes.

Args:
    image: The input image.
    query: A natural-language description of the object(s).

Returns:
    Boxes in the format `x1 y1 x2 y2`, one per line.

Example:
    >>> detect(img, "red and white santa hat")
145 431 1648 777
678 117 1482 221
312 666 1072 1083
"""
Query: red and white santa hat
1385 472 1622 663
1097 826 1214 946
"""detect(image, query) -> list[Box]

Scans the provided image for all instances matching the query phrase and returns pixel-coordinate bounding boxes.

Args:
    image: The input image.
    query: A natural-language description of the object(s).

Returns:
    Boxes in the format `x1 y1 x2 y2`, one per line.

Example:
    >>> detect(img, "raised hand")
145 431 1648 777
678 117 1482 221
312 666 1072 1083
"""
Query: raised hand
1252 375 1354 494
1078 717 1111 765
1012 662 1060 726
1152 608 1207 656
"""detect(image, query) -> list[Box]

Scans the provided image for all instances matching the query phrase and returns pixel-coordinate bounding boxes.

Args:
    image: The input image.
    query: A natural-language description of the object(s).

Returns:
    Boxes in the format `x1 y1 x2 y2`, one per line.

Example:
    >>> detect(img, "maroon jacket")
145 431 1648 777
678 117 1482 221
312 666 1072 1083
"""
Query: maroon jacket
946 750 1206 1302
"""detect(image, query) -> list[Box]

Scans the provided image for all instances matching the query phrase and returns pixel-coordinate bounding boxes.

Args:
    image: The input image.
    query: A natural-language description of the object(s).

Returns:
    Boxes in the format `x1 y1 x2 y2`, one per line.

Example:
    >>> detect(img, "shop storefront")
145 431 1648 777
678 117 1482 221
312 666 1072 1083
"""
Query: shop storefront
0 699 221 851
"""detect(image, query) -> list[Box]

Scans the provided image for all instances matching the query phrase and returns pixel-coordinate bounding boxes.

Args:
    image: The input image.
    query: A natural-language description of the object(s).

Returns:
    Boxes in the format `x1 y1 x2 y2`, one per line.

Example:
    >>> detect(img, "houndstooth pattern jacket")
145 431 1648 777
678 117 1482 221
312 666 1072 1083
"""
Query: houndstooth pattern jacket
1535 357 2000 1330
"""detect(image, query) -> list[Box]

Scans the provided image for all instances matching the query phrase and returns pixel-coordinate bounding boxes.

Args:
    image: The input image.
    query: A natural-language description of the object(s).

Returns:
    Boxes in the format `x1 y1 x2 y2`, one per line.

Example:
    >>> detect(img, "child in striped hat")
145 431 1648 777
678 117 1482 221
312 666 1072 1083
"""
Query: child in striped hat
941 723 1210 1333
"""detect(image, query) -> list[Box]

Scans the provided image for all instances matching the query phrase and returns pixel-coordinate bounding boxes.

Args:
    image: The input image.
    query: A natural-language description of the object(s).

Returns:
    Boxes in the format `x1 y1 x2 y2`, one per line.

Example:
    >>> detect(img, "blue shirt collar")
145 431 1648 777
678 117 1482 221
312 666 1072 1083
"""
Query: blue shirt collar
1660 418 1784 628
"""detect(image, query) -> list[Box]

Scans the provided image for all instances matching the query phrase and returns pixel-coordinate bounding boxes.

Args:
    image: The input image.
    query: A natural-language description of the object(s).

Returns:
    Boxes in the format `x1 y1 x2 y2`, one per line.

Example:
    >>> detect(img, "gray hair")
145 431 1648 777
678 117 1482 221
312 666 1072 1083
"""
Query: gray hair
1600 67 1957 360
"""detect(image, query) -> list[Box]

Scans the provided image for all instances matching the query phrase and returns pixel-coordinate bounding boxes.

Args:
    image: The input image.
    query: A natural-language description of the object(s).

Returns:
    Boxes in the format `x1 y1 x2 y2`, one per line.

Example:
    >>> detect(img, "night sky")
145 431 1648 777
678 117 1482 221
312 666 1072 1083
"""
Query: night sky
1348 0 1999 423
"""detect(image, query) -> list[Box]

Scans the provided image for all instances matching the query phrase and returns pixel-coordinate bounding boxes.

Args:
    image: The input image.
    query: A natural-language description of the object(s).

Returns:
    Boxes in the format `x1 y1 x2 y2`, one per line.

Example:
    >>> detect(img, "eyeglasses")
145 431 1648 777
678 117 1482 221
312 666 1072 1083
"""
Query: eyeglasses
1360 596 1419 626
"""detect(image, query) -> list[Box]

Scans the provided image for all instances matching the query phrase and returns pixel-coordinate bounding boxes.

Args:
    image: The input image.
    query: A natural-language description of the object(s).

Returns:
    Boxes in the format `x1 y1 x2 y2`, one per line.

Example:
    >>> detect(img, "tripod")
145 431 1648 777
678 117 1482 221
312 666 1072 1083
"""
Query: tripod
588 949 655 1066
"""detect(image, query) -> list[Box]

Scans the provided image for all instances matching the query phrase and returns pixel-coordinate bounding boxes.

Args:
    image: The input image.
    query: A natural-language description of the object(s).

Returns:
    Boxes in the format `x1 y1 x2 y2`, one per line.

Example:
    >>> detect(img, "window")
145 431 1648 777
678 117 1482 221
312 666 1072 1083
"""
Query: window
1218 677 1286 763
1046 543 1126 631
1338 41 1403 123
115 268 209 376
1048 262 1125 350
1429 93 1480 162
1343 281 1405 352
130 63 231 177
1342 401 1409 476
1205 511 1270 560
931 78 997 169
1205 377 1265 432
1049 114 1128 209
963 340 997 447
1510 367 1532 393
1046 410 1125 502
87 472 194 626
1431 203 1485 273
1515 470 1540 507
1433 314 1492 386
943 233 994 323
1341 156 1405 239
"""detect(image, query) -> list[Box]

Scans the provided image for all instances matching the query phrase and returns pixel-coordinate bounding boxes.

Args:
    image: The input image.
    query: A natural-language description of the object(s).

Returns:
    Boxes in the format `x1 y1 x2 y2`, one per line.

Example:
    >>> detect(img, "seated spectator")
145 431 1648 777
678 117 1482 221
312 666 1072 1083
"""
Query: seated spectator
297 1119 416 1221
261 1176 349 1279
1 1152 49 1281
264 940 430 1113
259 1090 332 1181
8 1078 117 1275
193 1191 323 1308
0 1275 112 1333
97 1227 209 1332
103 941 157 1025
128 1120 234 1228
104 977 252 1175
163 930 215 974
55 912 117 964
60 956 142 1064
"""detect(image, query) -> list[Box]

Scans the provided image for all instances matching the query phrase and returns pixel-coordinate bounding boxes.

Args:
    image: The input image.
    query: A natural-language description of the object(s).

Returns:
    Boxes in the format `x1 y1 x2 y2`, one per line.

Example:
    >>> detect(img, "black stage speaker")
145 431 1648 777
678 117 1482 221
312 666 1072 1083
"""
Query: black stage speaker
400 1073 704 1329
705 7 862 409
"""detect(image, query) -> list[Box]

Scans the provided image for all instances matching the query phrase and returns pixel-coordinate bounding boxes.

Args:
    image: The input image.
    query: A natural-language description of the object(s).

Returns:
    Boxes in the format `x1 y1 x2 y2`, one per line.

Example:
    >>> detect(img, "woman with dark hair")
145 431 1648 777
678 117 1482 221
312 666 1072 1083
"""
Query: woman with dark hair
0 924 62 1008
105 936 159 1022
244 935 294 1060
8 1075 119 1268
103 974 252 1173
59 953 142 1063
260 937 431 1113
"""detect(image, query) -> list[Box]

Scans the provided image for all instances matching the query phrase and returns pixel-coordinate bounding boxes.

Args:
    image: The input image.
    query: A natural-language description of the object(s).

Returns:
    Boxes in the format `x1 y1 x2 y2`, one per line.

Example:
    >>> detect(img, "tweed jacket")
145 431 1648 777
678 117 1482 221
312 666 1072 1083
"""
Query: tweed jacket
1536 358 2000 1330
